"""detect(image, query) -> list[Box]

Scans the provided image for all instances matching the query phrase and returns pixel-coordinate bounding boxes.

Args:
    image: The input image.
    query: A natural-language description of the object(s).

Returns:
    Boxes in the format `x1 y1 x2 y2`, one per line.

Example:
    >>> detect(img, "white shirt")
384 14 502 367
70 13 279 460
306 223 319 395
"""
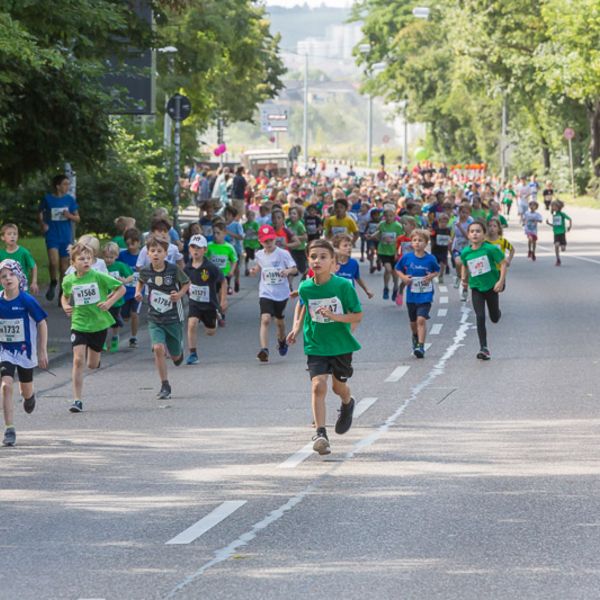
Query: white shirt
256 247 296 302
65 258 108 276
136 244 182 269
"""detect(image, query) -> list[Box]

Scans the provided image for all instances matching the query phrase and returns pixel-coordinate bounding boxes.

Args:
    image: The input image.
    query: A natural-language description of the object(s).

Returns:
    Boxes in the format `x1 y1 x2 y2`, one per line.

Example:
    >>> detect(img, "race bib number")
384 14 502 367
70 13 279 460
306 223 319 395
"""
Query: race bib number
109 271 121 281
262 267 285 286
275 237 286 248
410 276 433 294
381 232 397 244
435 234 450 246
367 223 378 234
308 296 343 324
72 283 100 306
51 207 68 221
467 255 491 277
245 229 257 240
525 220 537 233
0 318 25 343
306 223 317 234
553 215 562 226
401 241 413 255
189 284 209 303
209 255 228 269
331 226 347 235
150 289 172 313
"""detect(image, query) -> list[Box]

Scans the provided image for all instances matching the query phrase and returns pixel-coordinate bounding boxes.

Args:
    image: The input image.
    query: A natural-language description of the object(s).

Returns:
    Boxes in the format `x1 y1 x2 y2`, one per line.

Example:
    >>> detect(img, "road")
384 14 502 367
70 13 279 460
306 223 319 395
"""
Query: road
2 205 600 600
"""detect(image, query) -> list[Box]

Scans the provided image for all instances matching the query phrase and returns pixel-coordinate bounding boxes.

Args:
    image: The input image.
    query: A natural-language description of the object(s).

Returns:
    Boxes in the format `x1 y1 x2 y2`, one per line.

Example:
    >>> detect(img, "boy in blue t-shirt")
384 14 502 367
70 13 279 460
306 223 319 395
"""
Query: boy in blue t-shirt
118 228 142 347
395 229 440 359
0 260 48 447
332 233 374 299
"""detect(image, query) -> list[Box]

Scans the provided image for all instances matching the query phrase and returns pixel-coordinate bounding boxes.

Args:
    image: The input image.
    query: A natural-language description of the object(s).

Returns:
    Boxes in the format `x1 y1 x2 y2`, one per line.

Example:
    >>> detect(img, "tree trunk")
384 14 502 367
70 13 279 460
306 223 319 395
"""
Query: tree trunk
588 99 600 178
541 139 551 173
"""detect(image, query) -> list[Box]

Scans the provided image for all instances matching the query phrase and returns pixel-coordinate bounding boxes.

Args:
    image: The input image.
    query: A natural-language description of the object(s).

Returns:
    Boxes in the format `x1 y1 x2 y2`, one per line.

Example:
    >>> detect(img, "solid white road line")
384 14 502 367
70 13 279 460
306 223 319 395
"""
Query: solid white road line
536 243 600 266
437 308 448 317
430 323 443 335
278 397 379 469
354 396 378 418
385 365 410 383
439 296 448 304
166 501 247 545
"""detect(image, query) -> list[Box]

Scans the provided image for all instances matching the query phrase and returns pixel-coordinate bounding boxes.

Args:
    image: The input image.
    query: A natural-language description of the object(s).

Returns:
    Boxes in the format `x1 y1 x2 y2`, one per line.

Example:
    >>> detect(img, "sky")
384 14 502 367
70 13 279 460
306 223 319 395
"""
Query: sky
264 0 352 7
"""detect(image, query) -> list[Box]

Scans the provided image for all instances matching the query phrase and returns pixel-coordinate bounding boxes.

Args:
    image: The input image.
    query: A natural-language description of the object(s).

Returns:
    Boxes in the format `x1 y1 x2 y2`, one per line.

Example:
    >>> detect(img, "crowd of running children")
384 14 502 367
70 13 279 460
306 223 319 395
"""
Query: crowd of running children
0 166 572 454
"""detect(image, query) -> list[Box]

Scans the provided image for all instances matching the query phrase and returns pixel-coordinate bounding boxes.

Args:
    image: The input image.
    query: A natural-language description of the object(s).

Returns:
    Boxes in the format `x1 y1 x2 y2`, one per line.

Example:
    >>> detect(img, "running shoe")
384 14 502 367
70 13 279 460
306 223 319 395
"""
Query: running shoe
391 287 399 302
2 427 16 447
312 428 331 455
69 400 83 413
453 276 460 289
244 268 250 276
227 286 233 295
45 281 57 301
555 259 561 266
369 265 375 274
218 314 226 327
277 339 288 357
414 344 425 359
531 251 536 261
186 352 199 365
528 250 532 259
460 288 468 302
360 256 365 263
157 382 171 399
234 281 240 293
395 290 403 306
23 394 36 414
129 337 138 348
335 397 355 435
257 348 269 363
412 334 419 351
173 355 183 367
109 336 119 353
383 287 390 300
376 259 382 272
439 274 444 284
477 347 491 360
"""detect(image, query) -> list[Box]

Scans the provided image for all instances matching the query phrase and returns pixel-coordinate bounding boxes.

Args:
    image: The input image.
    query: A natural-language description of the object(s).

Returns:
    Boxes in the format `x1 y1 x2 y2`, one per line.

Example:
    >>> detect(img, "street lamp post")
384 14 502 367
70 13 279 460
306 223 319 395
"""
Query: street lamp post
158 46 178 150
303 52 309 171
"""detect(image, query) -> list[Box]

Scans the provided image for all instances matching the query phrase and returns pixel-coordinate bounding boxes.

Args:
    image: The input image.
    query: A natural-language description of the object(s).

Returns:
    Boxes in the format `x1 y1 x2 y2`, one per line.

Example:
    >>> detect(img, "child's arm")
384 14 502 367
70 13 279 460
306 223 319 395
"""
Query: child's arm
61 294 73 316
287 301 306 345
134 280 144 302
170 281 190 302
29 264 39 295
355 276 374 299
316 306 362 325
494 261 507 292
566 215 572 231
396 269 412 285
99 285 126 311
219 279 228 312
36 319 48 369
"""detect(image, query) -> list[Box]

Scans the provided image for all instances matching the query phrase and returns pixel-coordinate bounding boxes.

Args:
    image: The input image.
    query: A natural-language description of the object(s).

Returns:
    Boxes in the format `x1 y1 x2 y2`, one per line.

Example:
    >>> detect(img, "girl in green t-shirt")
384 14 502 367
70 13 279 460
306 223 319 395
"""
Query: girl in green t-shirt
458 221 506 361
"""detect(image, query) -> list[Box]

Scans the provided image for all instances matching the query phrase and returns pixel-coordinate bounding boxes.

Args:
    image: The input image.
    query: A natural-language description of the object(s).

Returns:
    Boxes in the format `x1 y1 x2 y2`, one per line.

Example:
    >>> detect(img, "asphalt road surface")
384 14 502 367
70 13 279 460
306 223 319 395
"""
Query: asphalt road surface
2 206 600 600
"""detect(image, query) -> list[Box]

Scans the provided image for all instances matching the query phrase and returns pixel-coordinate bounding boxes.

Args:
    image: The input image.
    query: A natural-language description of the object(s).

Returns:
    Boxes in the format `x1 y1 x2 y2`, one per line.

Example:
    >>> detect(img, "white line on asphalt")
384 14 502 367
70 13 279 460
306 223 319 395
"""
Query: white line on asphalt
439 285 448 292
439 296 448 304
385 365 410 383
353 396 378 418
278 397 379 469
536 244 600 266
165 309 473 597
437 308 448 317
165 501 247 545
424 343 432 351
430 323 443 335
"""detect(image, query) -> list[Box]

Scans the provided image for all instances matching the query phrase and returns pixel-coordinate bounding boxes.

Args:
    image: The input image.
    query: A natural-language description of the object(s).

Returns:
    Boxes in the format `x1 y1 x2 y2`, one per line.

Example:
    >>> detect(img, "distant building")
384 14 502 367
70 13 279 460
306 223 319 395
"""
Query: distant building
296 22 363 60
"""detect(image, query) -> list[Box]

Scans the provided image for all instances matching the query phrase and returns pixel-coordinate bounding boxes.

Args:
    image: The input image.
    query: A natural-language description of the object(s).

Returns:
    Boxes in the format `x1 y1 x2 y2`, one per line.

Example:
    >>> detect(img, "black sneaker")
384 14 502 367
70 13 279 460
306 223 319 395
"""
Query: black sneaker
335 397 355 435
157 382 171 399
45 281 57 302
312 427 331 455
129 337 138 348
69 400 83 413
477 347 491 360
23 394 36 414
414 344 425 359
277 339 288 357
2 427 16 447
257 348 269 362
173 355 183 367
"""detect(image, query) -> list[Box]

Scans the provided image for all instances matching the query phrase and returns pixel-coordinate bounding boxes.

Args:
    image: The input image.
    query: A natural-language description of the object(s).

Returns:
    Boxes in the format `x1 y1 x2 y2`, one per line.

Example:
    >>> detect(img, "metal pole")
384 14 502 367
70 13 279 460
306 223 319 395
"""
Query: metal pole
303 53 309 170
173 96 181 232
367 94 373 168
64 162 77 240
568 138 576 199
403 102 408 167
217 117 225 167
163 94 171 149
501 94 508 182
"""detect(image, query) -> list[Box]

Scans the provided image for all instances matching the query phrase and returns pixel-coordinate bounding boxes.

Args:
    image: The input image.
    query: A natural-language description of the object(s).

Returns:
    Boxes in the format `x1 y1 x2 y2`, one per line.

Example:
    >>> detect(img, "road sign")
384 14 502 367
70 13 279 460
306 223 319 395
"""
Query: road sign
260 106 288 133
382 134 391 144
564 127 575 140
167 94 192 121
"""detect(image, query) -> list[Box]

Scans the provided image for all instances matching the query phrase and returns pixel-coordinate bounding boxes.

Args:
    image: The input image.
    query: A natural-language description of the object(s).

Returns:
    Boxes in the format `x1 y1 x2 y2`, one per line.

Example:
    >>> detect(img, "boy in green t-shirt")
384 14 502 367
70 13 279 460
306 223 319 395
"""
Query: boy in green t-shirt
287 239 363 456
546 200 572 266
103 242 134 353
374 206 404 301
0 223 38 294
61 243 125 413
243 210 260 276
206 221 238 326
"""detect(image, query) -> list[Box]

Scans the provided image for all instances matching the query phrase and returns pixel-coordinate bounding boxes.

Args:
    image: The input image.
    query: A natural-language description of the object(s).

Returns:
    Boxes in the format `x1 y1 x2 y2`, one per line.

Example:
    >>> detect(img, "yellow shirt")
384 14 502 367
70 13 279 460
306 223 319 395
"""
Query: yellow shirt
487 237 513 265
324 215 358 237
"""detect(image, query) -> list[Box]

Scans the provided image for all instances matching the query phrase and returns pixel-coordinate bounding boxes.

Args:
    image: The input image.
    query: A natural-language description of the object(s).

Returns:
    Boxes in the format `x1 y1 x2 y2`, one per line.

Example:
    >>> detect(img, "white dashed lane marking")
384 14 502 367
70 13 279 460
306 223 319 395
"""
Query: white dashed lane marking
385 366 410 383
430 323 443 335
437 308 448 317
439 296 448 304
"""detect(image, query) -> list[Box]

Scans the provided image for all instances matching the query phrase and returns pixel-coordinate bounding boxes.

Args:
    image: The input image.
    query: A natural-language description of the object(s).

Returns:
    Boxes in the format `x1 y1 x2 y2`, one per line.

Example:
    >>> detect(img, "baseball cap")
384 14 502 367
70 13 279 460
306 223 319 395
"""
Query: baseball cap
189 234 208 248
258 225 277 243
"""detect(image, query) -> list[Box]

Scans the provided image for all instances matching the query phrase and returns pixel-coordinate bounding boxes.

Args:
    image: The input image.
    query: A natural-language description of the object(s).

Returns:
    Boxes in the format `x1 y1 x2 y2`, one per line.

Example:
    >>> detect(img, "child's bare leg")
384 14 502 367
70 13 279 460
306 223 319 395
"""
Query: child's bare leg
417 316 427 344
259 314 271 348
72 345 86 400
2 376 14 427
311 374 328 428
275 317 286 342
187 317 199 350
153 344 168 381
331 375 351 405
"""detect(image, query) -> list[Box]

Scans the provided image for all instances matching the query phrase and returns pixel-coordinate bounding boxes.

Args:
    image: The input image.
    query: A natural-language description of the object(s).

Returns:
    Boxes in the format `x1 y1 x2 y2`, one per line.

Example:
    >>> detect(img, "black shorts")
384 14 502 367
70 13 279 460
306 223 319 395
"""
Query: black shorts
291 249 307 274
259 298 288 319
307 353 353 382
379 254 396 266
406 302 432 322
120 297 141 319
0 362 33 383
109 305 124 329
245 247 256 260
554 233 567 246
433 249 448 264
188 304 218 329
71 329 108 353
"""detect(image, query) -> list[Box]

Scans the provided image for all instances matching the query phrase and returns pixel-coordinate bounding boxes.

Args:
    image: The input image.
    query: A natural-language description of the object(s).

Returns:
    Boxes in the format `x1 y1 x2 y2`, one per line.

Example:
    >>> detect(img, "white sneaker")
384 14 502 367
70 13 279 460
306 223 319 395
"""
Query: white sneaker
453 276 460 289
461 288 468 302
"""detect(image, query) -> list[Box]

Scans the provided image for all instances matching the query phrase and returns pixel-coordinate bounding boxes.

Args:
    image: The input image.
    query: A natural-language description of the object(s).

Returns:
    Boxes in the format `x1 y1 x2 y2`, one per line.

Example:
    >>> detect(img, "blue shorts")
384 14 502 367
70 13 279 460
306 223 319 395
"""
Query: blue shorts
120 297 141 319
45 237 71 257
406 302 431 322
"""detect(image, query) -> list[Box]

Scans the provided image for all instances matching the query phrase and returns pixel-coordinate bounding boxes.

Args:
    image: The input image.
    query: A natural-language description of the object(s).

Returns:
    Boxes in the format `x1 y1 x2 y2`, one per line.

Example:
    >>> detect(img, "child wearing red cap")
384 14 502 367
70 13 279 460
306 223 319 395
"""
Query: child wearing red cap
249 225 297 363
